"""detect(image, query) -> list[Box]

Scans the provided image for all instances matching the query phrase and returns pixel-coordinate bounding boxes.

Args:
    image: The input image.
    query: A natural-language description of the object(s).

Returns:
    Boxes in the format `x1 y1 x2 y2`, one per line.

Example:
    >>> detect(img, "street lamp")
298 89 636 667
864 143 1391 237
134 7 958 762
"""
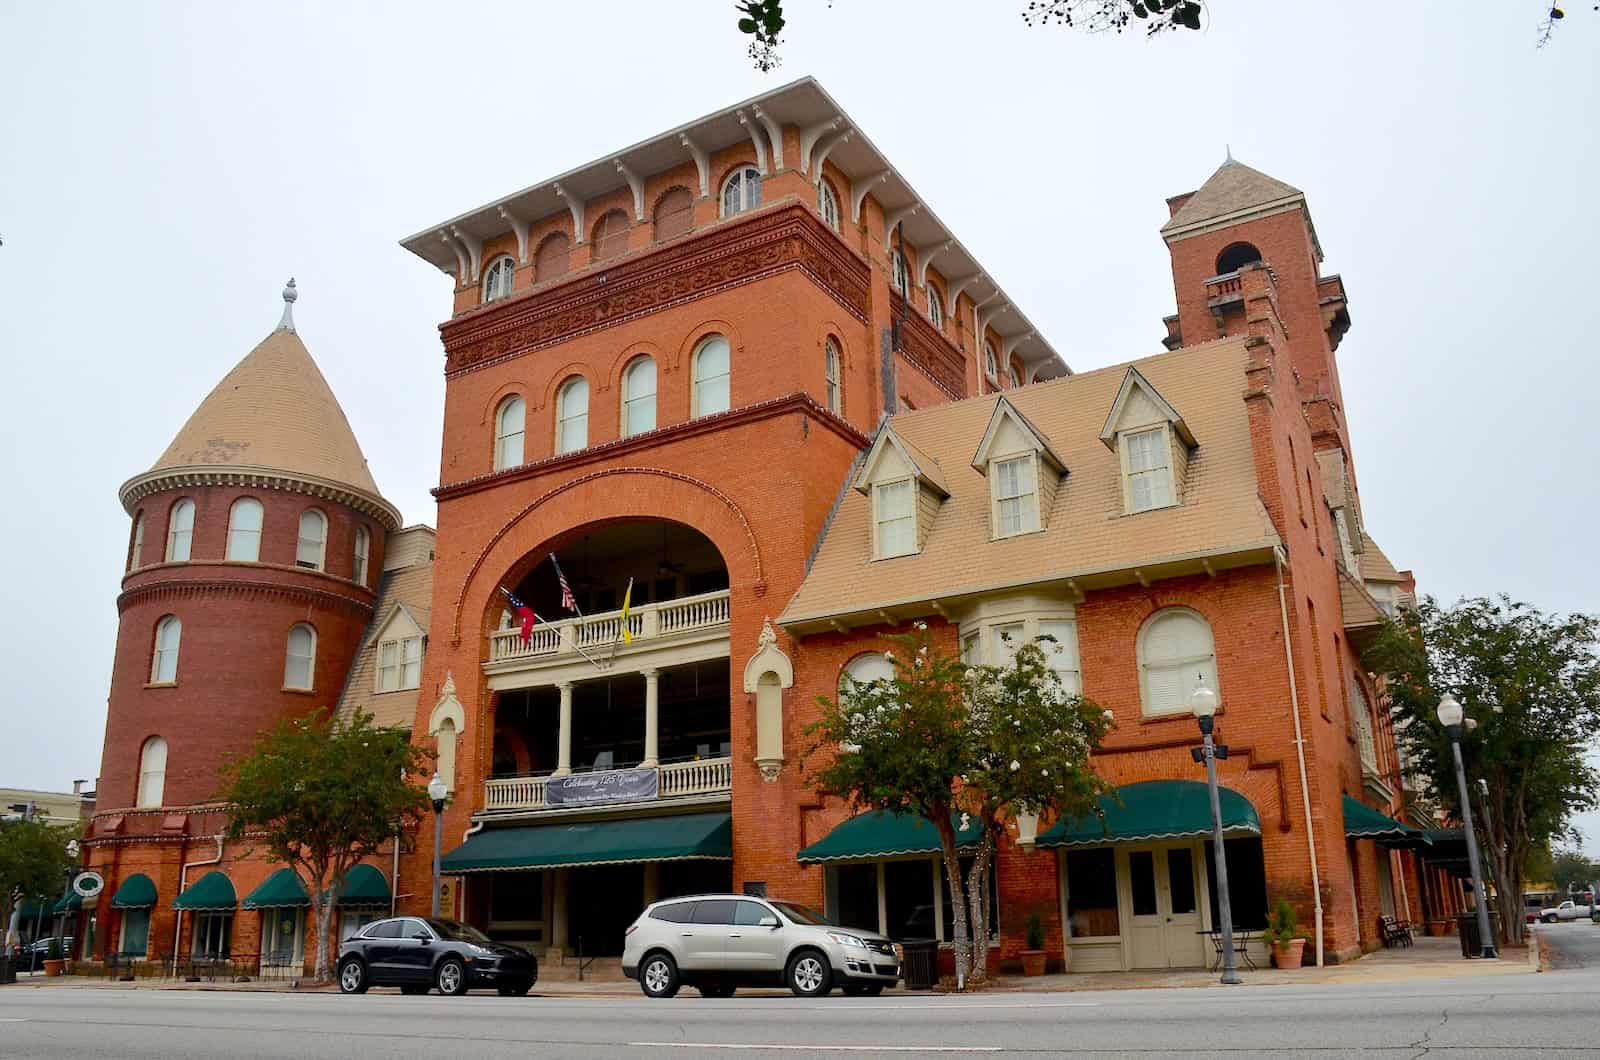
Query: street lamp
57 839 80 960
427 774 448 918
1437 694 1497 958
1191 681 1241 985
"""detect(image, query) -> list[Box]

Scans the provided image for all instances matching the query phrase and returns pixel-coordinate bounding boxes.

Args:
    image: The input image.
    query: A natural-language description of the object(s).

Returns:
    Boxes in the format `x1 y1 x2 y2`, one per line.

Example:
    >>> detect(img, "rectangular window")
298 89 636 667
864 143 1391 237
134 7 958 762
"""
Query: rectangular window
992 455 1039 536
991 622 1025 667
376 636 422 692
960 632 981 666
1129 850 1158 916
1064 848 1120 938
192 913 232 958
873 479 916 558
377 641 398 692
400 636 422 688
1203 838 1269 930
1037 619 1082 696
883 859 936 942
119 908 151 957
1124 428 1174 513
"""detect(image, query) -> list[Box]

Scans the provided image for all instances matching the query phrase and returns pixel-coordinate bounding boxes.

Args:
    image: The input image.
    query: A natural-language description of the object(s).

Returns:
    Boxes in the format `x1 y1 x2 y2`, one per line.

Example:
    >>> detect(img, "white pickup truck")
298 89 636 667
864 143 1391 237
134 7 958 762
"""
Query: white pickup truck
1537 900 1593 923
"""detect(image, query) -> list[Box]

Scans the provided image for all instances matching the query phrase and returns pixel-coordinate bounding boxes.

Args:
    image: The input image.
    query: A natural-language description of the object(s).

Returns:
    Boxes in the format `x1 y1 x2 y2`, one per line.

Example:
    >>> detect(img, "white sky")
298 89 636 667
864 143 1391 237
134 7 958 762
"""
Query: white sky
2 1 1595 850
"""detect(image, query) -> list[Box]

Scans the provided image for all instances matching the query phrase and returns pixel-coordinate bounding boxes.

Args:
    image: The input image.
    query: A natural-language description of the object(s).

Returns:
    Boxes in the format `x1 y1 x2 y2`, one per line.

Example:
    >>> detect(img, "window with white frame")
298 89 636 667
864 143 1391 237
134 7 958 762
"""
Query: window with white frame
817 181 840 230
482 256 515 303
990 622 1025 666
1123 427 1175 513
890 248 909 294
983 342 999 383
824 339 842 414
622 357 657 437
166 499 194 562
1037 619 1082 696
129 512 145 572
136 736 167 807
296 509 327 570
721 166 761 217
377 635 422 692
1008 362 1022 388
150 616 181 683
556 376 589 454
353 526 369 586
1137 608 1218 717
226 498 263 562
841 652 894 691
991 454 1040 537
494 396 525 470
927 285 944 329
872 478 917 558
284 623 316 690
692 335 731 417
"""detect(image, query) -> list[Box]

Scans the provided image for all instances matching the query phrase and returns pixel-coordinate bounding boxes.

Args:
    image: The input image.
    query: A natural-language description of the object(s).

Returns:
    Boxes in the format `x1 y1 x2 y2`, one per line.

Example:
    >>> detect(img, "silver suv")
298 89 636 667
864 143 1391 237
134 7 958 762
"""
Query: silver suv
622 893 900 998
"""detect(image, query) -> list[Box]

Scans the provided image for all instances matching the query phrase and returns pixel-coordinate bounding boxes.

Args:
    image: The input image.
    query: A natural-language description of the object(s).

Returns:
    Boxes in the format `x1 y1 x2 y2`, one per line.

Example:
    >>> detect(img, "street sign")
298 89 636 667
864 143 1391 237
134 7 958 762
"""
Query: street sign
72 872 104 899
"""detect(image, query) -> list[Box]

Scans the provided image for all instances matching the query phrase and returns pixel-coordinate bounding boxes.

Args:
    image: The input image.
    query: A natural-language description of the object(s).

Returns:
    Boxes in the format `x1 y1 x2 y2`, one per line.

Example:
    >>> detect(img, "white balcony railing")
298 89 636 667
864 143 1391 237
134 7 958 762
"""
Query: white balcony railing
483 756 733 813
489 589 731 665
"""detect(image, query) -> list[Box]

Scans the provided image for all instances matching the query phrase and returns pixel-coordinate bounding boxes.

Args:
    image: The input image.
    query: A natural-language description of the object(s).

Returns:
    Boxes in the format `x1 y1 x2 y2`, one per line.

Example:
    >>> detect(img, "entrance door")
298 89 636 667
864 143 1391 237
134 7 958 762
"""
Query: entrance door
1126 845 1206 969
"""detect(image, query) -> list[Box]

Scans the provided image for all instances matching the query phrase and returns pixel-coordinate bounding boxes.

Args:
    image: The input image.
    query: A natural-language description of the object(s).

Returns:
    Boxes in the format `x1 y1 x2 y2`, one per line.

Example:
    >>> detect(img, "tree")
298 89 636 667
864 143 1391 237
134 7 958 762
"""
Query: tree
1 818 79 948
1363 596 1600 946
1547 848 1600 894
217 709 433 980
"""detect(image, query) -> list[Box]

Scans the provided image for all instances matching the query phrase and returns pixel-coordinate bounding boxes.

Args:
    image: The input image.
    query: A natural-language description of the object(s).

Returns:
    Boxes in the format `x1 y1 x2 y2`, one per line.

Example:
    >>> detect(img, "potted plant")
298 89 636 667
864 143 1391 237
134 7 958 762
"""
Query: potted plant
1020 912 1047 976
1265 898 1306 970
42 936 65 977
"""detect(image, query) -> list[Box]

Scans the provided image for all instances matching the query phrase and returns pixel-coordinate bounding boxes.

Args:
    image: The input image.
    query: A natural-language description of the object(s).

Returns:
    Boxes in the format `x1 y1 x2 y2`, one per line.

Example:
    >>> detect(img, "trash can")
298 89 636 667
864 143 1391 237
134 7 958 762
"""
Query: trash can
1455 910 1503 958
0 955 14 985
900 939 938 990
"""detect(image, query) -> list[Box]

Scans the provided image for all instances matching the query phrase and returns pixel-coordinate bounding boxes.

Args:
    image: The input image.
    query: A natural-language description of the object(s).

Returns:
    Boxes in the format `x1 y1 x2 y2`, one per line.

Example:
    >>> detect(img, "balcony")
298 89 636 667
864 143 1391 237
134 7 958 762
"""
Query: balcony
483 756 733 815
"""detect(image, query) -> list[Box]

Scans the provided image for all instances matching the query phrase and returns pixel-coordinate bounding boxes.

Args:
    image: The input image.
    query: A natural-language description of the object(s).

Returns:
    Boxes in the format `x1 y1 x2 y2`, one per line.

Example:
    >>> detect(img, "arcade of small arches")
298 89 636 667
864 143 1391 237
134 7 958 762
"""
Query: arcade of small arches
128 495 373 588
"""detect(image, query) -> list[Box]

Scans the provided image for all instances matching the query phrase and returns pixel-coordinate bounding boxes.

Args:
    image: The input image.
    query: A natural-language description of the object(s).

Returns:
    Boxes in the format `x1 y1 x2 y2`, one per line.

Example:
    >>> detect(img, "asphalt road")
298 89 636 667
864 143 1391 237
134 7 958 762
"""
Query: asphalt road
2 968 1596 1058
1538 921 1600 970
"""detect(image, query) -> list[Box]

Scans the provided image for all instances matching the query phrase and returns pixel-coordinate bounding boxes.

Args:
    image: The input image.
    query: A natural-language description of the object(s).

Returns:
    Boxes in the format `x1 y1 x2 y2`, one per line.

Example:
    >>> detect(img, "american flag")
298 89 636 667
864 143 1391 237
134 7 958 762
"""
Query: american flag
501 587 537 646
550 553 579 614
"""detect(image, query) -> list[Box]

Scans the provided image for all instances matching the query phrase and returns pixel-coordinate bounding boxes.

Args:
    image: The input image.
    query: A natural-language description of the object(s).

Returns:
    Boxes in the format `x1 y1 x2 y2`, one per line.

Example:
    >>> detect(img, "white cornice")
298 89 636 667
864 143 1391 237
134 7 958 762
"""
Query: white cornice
119 464 403 530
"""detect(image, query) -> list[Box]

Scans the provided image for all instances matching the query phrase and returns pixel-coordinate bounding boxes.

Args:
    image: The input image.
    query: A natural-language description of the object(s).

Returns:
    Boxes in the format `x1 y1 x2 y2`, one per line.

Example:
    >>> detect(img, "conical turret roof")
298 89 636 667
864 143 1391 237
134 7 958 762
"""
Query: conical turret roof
1161 159 1304 235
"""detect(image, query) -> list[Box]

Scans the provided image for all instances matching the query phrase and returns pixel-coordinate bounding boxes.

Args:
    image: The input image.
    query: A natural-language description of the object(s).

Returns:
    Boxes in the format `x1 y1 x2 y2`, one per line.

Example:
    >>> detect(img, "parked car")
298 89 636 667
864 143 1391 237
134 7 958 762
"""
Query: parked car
8 937 73 971
336 916 536 997
1539 900 1594 924
622 893 900 999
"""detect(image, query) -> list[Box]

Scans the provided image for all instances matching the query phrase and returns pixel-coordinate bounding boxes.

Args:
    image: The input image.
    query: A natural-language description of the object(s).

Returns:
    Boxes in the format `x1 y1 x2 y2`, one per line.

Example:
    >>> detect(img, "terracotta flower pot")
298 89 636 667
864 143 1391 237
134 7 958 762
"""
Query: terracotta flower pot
1426 921 1446 937
42 959 65 977
1020 950 1047 977
1271 938 1306 970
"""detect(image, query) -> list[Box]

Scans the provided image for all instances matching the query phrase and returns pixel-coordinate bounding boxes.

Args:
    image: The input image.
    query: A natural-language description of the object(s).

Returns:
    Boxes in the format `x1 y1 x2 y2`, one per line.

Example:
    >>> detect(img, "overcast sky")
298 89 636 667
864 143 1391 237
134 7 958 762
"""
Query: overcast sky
2 2 1595 849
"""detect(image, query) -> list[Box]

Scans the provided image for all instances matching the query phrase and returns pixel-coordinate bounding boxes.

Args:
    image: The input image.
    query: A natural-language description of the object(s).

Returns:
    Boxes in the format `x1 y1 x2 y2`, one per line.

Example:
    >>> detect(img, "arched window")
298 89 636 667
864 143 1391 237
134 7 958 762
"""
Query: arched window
150 616 181 683
983 342 999 383
1215 242 1263 274
1137 608 1219 717
592 209 629 262
721 166 761 217
166 499 194 562
824 338 842 414
494 396 525 470
284 623 316 690
136 736 167 808
692 335 731 417
556 377 589 454
296 509 327 570
226 498 263 562
353 526 370 586
1009 361 1023 389
653 187 693 242
890 248 909 294
534 232 570 283
927 285 944 329
435 717 458 794
128 512 145 572
481 255 515 302
622 356 657 437
817 181 840 230
841 652 895 691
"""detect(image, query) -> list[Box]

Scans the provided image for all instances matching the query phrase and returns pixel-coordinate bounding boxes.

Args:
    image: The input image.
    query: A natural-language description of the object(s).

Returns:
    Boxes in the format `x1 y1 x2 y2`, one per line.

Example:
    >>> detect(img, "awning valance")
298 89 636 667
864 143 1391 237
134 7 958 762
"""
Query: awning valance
441 812 732 873
797 810 982 864
110 873 158 910
1036 780 1261 848
50 891 81 915
242 868 310 910
1419 828 1471 875
172 870 237 911
333 864 391 907
1343 795 1428 847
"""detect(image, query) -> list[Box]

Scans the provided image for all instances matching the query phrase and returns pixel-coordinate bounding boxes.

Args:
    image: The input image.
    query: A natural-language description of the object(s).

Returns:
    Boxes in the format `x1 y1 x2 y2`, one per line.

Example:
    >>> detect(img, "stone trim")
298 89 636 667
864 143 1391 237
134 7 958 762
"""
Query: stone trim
889 290 966 398
120 465 402 530
118 574 375 618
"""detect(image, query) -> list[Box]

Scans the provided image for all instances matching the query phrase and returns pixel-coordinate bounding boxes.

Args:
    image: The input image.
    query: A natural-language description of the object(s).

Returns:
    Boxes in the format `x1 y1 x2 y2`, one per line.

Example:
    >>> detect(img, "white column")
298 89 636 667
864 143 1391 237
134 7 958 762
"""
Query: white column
555 682 573 776
642 669 660 768
550 869 568 956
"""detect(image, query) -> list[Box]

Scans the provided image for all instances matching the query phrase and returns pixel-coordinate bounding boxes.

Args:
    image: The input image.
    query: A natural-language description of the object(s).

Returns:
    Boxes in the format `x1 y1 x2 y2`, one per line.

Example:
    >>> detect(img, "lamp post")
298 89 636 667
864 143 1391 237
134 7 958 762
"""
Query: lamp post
1437 694 1496 958
1191 682 1240 985
428 774 448 918
57 839 79 960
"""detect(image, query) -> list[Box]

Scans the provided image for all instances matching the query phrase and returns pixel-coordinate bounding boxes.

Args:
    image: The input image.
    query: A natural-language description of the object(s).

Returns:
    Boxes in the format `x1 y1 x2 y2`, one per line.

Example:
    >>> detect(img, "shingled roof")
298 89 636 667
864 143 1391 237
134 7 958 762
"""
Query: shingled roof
1162 159 1305 235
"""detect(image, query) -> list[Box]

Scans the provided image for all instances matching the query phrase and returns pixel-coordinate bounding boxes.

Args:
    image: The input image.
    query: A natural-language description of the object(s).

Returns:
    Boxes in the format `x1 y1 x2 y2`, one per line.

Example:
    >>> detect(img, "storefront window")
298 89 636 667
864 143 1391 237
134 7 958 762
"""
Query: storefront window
192 912 232 958
119 909 150 957
1065 848 1120 937
1204 837 1269 929
832 863 879 934
884 860 936 941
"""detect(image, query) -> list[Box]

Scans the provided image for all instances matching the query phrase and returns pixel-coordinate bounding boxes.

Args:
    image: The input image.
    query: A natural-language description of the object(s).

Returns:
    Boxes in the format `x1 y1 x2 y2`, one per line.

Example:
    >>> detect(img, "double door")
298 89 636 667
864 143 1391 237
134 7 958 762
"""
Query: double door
1126 845 1206 969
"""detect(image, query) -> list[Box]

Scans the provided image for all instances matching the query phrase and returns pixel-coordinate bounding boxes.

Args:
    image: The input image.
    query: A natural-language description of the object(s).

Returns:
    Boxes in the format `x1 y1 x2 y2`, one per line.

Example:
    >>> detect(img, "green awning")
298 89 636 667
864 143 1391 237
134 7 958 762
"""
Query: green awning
110 873 158 910
15 897 47 920
1420 828 1471 875
50 891 82 915
333 864 391 907
441 812 732 873
242 868 310 909
1343 795 1428 846
797 810 982 864
172 870 237 911
1036 780 1261 848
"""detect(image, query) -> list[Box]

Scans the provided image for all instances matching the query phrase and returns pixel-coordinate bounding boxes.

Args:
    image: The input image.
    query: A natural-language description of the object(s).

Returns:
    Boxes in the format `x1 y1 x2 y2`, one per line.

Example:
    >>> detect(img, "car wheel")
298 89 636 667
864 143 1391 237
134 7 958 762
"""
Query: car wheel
401 985 429 996
786 950 832 997
639 952 679 999
697 983 736 998
435 957 469 997
498 981 533 997
337 958 368 995
1544 914 1558 924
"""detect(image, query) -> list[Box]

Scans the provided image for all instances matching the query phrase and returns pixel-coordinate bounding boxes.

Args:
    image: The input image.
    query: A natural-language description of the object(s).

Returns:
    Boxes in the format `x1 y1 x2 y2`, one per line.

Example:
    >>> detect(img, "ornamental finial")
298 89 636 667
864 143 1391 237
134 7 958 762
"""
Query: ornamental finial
277 277 298 332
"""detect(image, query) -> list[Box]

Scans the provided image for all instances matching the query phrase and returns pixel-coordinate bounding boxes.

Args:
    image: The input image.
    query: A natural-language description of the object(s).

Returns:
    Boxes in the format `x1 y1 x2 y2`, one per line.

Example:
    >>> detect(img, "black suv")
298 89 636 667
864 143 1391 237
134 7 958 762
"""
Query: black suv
337 916 537 997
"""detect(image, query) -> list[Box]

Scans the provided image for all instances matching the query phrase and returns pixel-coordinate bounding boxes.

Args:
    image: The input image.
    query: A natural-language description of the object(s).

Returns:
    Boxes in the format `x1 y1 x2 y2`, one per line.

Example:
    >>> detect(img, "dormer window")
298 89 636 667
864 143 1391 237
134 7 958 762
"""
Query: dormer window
972 397 1065 540
1123 426 1175 513
855 425 948 561
1099 366 1196 516
992 455 1040 537
873 479 916 559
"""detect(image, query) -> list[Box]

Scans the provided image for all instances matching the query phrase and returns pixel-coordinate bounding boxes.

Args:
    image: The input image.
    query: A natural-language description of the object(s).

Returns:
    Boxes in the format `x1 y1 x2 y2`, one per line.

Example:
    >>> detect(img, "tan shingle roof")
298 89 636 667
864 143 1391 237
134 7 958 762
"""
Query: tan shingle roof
1162 160 1304 235
1340 569 1385 631
150 328 382 496
1358 533 1404 584
781 337 1280 626
335 536 434 732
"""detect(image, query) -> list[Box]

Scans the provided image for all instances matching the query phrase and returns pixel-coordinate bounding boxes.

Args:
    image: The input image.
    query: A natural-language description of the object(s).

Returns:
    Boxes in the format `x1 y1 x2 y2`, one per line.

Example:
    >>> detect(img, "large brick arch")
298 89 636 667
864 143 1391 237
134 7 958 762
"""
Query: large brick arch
449 465 766 643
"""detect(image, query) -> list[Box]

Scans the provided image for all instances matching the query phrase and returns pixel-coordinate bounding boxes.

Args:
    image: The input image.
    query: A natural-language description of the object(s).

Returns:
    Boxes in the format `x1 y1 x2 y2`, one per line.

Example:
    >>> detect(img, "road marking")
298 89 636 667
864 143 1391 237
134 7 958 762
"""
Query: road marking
633 1045 1000 1053
0 1018 28 1022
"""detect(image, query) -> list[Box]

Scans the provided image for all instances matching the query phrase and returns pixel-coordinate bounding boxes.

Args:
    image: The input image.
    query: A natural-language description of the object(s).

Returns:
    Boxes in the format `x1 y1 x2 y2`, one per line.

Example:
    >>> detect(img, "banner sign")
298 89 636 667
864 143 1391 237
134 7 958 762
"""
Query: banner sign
546 767 659 807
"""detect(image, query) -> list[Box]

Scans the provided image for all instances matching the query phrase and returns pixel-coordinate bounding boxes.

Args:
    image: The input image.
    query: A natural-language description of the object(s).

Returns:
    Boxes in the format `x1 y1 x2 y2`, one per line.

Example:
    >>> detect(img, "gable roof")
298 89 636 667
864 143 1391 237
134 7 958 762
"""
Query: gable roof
1098 365 1197 449
334 538 435 732
1161 159 1304 237
972 396 1065 473
1358 532 1404 584
853 425 949 497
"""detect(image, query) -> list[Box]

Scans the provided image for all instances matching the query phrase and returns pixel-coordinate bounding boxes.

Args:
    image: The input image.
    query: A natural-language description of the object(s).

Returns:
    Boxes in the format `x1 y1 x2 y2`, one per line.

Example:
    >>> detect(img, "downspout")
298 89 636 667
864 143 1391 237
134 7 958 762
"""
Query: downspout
172 834 225 967
390 831 400 919
1275 547 1325 966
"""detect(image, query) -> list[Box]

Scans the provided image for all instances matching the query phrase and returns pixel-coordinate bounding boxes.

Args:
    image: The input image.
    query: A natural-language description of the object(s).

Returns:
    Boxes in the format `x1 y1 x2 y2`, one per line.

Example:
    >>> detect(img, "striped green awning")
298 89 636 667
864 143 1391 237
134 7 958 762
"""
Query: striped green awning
110 873 158 910
441 812 732 873
242 868 310 910
1036 780 1261 848
172 870 237 911
797 810 982 864
1343 796 1428 847
333 864 390 907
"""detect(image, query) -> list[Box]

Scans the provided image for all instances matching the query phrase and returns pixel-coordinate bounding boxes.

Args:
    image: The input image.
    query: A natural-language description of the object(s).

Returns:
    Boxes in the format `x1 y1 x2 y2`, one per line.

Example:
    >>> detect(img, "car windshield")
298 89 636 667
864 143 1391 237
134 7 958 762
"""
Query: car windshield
771 901 834 926
426 919 492 943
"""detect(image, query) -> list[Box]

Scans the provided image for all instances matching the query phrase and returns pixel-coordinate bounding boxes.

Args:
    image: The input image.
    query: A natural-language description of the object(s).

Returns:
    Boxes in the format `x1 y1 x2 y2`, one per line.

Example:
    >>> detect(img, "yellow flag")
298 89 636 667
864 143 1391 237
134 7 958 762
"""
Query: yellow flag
620 578 634 645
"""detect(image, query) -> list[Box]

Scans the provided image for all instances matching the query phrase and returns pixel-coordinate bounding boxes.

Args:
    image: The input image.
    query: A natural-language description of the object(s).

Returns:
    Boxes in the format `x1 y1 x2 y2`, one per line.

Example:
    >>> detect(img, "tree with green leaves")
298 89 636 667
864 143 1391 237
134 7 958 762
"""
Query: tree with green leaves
1545 847 1600 895
217 709 433 980
1363 596 1600 947
1 817 80 948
